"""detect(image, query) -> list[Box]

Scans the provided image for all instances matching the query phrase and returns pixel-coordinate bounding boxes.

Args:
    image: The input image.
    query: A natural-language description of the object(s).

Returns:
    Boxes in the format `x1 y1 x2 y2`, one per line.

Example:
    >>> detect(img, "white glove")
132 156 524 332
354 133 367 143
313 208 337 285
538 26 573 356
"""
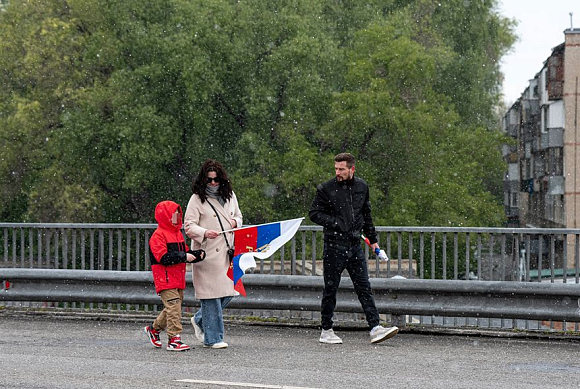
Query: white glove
376 249 389 262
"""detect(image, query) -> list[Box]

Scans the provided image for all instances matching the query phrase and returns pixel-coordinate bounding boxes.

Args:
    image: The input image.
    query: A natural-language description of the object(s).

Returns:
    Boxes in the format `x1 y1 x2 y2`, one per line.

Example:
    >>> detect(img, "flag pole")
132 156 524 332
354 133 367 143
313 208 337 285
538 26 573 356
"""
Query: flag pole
217 217 305 234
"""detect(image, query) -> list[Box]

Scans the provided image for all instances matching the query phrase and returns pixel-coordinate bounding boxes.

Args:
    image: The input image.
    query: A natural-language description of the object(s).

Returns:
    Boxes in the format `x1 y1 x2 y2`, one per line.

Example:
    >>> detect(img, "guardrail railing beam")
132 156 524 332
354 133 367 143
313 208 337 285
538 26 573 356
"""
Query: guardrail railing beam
2 269 579 322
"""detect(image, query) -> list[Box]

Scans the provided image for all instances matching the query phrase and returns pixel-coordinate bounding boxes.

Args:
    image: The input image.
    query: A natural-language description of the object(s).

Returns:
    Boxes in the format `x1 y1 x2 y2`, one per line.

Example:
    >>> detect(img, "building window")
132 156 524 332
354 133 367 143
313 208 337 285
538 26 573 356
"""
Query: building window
546 193 553 220
541 106 549 134
510 192 518 208
526 160 532 179
547 148 563 176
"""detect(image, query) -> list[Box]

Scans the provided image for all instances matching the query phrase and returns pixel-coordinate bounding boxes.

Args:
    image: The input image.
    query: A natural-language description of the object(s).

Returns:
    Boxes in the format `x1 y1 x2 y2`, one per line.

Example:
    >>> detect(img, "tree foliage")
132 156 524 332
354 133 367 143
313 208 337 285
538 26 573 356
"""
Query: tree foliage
0 0 515 226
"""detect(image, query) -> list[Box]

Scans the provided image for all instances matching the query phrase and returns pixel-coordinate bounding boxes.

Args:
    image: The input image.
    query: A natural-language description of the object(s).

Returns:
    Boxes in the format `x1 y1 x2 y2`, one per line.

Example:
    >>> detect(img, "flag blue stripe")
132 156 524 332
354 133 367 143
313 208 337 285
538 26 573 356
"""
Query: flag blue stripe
256 223 281 250
233 254 244 285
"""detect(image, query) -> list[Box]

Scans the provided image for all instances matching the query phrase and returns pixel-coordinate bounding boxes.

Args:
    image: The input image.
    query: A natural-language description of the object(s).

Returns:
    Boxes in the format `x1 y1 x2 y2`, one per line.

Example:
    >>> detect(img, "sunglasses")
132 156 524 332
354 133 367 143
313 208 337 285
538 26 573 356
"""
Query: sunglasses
206 177 221 184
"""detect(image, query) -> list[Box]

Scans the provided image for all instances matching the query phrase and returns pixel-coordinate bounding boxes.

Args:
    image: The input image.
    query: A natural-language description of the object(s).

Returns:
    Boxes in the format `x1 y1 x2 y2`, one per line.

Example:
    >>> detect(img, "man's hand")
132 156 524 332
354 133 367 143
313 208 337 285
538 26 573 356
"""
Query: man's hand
377 249 389 262
204 229 219 239
370 243 388 261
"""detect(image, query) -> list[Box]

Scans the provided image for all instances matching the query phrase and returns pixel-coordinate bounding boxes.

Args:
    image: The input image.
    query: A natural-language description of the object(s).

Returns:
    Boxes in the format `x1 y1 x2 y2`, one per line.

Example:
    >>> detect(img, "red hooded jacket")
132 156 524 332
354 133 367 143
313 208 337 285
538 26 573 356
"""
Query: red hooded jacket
149 201 189 293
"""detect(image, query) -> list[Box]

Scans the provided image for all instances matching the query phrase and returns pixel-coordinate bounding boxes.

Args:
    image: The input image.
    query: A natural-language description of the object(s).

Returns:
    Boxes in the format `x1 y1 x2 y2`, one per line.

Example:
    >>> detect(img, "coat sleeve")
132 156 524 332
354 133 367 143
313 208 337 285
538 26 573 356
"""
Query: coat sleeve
149 231 168 262
159 251 187 266
309 184 338 229
184 194 208 245
361 187 378 244
230 192 243 228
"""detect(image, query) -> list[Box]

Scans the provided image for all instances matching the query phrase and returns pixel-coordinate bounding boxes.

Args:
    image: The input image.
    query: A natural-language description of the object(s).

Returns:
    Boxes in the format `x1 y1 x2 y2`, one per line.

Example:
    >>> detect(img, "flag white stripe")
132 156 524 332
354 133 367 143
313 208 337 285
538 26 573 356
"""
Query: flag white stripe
238 252 257 272
252 218 303 259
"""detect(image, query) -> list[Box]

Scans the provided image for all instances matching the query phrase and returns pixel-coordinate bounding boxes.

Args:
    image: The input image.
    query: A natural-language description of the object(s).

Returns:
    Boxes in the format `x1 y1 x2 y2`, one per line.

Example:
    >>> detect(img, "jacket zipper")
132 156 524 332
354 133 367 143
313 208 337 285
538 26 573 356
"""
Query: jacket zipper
348 185 355 234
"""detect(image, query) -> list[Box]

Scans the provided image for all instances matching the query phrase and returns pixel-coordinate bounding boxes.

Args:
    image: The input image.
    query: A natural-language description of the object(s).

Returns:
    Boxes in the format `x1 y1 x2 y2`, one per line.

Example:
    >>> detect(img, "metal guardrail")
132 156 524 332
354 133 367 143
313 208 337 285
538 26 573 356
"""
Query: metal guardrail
2 268 580 322
3 223 580 282
3 223 580 331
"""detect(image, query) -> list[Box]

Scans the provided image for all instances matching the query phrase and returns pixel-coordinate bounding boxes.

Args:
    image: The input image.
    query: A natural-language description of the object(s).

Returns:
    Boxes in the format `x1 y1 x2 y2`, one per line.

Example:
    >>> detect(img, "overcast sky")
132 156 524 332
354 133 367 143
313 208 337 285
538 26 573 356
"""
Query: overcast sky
498 0 580 106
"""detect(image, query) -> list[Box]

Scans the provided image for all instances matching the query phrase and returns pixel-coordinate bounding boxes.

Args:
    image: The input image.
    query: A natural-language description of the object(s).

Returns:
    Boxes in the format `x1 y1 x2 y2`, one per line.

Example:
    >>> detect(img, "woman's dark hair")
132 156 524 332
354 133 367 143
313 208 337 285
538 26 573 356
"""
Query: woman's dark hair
192 159 233 203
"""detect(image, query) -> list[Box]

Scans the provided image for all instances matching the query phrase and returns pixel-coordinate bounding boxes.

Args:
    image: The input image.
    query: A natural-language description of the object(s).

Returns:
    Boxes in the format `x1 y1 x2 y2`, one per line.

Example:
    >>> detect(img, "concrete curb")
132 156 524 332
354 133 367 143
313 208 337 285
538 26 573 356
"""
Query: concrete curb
2 306 580 341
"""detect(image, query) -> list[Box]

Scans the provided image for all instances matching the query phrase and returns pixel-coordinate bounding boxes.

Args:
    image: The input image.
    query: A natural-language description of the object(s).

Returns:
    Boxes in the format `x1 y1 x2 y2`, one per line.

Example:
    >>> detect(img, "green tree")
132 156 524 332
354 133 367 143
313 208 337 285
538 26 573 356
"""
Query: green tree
316 3 510 227
0 0 515 229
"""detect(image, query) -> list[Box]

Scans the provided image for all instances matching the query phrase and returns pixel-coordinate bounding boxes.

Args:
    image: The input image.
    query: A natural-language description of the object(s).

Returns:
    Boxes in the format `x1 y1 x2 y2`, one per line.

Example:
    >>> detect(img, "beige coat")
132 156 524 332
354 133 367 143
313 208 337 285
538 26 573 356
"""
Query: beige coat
183 192 243 299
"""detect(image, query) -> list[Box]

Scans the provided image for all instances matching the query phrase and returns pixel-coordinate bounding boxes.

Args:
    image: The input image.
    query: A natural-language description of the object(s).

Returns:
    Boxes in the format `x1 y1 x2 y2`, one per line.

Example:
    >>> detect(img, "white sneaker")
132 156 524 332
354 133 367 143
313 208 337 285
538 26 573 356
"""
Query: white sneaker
203 341 228 349
319 329 343 344
370 325 399 344
191 317 204 343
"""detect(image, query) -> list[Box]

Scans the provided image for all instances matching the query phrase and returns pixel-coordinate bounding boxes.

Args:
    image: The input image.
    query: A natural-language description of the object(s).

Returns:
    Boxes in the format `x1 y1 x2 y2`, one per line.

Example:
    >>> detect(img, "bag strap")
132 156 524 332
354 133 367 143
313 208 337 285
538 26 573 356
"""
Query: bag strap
206 199 232 249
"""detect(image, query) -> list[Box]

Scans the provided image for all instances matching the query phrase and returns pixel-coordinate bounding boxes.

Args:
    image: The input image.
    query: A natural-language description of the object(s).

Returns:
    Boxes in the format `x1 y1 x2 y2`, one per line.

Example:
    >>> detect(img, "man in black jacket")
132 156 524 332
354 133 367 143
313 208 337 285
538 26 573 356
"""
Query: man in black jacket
309 153 398 344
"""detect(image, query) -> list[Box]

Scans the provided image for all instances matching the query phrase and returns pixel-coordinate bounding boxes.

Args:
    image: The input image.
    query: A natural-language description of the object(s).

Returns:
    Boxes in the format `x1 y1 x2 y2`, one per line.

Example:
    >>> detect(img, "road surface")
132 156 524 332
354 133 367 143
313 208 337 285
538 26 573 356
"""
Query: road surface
1 315 579 388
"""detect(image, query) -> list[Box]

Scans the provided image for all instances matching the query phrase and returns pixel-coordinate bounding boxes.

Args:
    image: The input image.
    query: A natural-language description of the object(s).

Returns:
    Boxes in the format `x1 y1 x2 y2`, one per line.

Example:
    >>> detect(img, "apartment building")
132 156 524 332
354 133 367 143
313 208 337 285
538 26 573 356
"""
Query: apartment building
502 28 580 269
502 28 580 231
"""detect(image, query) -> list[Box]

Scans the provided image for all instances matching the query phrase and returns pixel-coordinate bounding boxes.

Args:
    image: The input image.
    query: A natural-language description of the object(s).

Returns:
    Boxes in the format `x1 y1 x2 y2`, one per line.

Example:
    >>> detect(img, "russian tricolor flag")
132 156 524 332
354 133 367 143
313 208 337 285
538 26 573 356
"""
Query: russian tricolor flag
226 218 304 296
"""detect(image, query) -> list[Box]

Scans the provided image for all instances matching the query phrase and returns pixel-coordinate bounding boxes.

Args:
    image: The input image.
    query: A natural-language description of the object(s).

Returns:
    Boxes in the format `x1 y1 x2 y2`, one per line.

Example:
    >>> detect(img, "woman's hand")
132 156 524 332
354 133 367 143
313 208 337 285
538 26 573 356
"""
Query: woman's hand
204 229 220 239
230 219 237 228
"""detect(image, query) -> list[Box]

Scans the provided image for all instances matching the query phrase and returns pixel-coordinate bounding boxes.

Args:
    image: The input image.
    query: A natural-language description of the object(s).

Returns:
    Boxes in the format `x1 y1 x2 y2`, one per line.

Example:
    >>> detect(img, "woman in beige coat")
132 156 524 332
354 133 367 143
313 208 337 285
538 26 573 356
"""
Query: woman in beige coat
184 159 243 349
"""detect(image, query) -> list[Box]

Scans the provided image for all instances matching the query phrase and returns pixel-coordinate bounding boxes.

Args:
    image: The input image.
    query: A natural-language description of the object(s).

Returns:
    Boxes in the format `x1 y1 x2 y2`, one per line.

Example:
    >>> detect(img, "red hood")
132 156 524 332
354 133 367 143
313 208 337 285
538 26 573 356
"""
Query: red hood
154 201 182 231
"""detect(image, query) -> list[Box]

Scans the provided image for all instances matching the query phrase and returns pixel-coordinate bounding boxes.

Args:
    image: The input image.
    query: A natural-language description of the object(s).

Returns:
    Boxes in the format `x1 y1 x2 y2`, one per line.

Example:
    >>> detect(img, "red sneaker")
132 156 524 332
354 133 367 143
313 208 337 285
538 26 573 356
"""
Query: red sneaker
167 335 190 351
143 325 162 348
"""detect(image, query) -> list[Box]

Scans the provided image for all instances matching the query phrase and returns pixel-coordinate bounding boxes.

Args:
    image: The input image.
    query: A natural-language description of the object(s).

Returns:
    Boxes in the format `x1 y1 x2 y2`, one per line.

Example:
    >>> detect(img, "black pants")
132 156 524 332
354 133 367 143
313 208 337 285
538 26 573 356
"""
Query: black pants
321 240 380 330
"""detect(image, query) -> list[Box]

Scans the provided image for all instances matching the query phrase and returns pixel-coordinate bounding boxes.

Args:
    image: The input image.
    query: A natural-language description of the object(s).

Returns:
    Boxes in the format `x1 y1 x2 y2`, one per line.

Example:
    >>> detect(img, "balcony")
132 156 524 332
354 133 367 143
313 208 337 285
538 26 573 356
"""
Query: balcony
503 180 519 192
548 176 564 195
506 163 519 181
505 124 518 138
540 128 564 149
522 99 540 122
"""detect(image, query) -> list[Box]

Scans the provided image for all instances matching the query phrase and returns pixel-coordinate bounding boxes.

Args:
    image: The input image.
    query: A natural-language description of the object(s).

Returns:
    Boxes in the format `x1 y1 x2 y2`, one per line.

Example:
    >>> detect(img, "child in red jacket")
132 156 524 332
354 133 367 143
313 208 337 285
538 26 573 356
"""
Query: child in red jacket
143 200 205 351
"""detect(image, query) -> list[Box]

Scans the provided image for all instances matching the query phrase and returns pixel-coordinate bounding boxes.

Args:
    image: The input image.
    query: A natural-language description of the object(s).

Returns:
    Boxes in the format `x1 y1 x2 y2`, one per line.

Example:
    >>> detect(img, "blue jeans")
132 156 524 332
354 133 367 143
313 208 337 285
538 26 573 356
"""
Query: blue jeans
193 296 233 345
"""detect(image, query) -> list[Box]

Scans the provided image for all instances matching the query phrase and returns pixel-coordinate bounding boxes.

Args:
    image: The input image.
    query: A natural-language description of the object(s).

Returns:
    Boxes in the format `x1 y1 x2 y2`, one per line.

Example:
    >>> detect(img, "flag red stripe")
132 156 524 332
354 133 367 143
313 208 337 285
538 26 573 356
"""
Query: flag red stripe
234 226 258 256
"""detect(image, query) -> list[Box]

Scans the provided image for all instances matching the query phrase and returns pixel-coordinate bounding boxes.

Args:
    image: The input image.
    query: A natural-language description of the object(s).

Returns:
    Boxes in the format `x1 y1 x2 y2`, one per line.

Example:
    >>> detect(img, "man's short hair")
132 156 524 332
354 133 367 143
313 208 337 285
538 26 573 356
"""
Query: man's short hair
334 153 356 168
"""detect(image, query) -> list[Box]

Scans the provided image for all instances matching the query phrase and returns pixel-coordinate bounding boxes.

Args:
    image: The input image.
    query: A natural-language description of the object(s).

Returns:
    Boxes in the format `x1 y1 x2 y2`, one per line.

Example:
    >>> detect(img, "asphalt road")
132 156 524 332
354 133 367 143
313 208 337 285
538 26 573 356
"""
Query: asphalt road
1 315 580 389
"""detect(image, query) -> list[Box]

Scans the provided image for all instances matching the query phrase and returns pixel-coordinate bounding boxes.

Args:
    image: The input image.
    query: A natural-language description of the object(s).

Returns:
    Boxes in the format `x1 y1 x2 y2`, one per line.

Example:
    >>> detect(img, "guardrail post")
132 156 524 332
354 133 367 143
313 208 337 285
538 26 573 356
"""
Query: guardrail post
391 314 407 328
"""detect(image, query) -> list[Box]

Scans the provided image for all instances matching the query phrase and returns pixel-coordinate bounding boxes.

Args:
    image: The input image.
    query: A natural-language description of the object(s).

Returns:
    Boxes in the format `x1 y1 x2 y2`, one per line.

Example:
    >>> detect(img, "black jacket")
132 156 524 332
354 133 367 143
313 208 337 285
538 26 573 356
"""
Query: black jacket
309 176 377 244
